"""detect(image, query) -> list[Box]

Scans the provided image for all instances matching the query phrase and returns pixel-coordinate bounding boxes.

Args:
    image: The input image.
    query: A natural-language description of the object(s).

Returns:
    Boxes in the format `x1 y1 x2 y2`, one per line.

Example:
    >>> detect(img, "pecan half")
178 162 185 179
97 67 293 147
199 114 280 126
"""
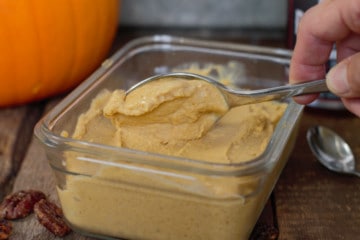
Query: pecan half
250 223 279 240
34 199 71 237
0 219 12 240
0 190 46 220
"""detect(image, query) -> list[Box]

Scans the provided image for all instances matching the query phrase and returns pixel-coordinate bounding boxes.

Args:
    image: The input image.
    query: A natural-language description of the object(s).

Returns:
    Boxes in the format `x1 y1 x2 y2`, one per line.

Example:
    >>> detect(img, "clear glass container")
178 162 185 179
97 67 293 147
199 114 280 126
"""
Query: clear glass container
34 35 303 240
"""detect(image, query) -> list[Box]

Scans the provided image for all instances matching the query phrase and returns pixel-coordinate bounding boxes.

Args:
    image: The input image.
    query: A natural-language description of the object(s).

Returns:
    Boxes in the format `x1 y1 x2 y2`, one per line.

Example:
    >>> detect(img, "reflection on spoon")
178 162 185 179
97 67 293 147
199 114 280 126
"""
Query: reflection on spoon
307 125 360 177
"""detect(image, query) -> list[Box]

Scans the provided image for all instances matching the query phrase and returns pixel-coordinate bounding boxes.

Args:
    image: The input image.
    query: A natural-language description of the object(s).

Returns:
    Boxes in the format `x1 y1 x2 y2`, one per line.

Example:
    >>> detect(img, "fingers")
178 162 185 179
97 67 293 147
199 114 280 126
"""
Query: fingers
289 0 360 115
290 0 360 84
292 94 319 105
327 53 360 98
342 98 360 117
326 53 360 116
290 1 348 84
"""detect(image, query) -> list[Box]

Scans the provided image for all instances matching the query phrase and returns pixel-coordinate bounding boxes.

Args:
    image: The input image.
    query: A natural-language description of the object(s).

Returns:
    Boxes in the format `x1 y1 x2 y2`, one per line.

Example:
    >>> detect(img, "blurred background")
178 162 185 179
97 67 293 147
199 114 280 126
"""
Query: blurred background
117 0 288 43
119 0 286 29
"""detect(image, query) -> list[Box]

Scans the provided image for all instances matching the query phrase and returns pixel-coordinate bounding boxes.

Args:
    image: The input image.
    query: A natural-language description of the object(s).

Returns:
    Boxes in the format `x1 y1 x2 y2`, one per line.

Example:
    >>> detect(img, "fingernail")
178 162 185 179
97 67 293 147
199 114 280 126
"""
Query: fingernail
326 62 350 95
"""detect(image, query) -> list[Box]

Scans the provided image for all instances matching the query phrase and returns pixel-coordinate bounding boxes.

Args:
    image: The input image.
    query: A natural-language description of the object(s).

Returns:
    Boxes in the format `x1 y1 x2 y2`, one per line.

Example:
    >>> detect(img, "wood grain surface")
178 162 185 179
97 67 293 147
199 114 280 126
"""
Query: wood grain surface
275 109 360 240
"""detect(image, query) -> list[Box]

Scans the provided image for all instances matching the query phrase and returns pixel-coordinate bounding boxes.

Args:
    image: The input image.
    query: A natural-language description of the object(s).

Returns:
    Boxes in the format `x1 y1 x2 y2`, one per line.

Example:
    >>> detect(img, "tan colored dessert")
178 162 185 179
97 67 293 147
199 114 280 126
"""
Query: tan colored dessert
72 77 285 163
58 77 288 240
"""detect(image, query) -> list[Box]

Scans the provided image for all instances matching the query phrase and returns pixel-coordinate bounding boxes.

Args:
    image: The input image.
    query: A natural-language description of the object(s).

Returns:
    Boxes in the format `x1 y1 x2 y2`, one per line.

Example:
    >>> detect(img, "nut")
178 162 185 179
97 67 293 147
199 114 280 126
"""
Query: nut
250 223 279 240
0 219 12 240
34 199 71 237
0 190 46 220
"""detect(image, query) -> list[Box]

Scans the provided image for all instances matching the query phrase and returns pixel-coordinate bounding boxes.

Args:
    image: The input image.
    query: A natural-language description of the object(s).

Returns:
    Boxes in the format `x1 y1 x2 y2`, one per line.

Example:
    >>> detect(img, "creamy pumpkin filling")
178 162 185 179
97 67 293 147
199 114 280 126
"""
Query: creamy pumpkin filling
58 77 289 240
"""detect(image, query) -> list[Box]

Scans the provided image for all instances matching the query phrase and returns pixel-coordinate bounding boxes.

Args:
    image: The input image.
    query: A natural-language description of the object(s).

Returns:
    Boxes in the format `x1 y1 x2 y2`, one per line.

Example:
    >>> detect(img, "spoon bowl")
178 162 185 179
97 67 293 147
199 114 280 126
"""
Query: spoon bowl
307 125 360 177
126 72 329 107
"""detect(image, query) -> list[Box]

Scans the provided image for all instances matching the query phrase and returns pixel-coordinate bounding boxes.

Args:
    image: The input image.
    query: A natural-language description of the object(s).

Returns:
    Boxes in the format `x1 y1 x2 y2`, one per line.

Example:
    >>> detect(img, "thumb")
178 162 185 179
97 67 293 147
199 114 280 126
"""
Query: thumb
326 53 360 98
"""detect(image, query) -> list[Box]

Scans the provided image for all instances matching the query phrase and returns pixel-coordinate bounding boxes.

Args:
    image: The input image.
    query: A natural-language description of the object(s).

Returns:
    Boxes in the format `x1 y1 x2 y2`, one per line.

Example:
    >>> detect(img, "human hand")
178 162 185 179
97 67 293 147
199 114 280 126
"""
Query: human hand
289 0 360 117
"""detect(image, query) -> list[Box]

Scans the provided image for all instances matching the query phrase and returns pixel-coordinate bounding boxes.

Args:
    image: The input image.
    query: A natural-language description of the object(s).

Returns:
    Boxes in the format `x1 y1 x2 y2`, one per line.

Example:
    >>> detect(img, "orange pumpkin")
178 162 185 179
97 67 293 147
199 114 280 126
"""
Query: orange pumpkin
0 0 119 107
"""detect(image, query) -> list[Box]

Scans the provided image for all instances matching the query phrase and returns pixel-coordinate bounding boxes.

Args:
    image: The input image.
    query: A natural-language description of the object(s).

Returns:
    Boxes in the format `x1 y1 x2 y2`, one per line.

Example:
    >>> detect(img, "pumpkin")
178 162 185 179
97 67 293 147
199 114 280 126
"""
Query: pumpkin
0 0 119 107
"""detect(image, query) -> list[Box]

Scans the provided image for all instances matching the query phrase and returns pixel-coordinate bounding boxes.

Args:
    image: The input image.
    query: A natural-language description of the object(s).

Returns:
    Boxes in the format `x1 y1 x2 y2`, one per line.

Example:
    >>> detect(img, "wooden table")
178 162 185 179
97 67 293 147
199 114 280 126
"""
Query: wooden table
1 28 360 240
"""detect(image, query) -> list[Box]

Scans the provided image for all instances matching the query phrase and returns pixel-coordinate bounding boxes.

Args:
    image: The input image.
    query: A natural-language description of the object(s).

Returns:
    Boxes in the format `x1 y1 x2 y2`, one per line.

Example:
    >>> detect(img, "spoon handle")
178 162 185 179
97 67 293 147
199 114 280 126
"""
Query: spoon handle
228 79 329 105
290 79 329 95
238 79 328 97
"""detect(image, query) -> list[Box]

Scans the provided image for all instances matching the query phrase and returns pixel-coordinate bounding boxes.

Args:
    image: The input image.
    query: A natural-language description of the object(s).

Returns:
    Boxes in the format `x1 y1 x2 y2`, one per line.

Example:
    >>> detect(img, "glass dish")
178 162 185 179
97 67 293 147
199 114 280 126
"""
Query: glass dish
34 35 303 240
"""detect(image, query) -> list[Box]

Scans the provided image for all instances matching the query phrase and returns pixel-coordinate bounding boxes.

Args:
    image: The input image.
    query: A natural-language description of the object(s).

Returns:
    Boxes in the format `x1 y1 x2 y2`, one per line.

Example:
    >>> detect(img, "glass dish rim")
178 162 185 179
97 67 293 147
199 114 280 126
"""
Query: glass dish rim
34 34 303 176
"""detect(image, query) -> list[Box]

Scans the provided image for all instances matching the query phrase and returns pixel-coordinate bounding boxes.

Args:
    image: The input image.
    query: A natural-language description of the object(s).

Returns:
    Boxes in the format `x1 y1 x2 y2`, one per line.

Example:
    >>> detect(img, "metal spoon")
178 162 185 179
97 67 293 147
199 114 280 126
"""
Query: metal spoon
126 72 329 106
307 125 360 177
